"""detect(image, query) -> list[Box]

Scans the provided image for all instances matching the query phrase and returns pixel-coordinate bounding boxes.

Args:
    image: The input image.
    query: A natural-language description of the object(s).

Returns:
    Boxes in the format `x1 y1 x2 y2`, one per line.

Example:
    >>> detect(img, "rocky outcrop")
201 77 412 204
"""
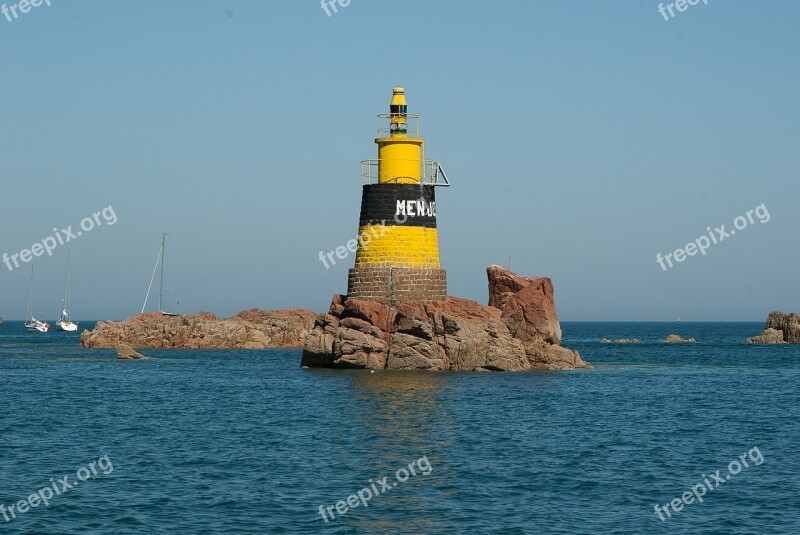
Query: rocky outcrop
487 265 562 344
81 309 317 349
746 328 786 344
301 266 590 372
117 344 149 360
747 312 800 344
665 334 696 343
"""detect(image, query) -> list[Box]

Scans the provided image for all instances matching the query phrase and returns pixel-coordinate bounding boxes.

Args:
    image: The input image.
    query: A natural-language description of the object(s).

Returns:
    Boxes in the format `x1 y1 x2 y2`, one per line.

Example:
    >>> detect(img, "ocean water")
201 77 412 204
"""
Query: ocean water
1 321 798 534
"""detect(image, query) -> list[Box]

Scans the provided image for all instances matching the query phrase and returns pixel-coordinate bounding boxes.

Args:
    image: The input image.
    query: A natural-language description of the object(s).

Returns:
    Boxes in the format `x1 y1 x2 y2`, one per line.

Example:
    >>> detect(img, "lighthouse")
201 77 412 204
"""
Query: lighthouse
347 87 450 304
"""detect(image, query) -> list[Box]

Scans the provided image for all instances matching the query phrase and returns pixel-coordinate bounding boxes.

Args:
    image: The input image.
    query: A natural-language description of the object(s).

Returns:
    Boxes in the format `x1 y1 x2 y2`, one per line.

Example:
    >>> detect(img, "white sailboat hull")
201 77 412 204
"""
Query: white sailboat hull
56 320 78 332
25 319 50 333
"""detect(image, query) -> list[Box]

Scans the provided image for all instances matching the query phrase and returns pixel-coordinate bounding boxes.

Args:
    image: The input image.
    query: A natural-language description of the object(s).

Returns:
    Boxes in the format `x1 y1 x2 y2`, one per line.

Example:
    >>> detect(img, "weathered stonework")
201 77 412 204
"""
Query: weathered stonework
347 266 447 304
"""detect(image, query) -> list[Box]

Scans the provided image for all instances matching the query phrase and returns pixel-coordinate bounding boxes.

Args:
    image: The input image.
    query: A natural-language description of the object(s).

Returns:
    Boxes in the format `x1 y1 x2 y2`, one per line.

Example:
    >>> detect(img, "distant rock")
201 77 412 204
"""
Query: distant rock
600 338 611 343
301 266 591 372
116 344 149 360
0 316 3 324
81 309 318 349
747 312 800 344
746 328 786 345
665 334 696 343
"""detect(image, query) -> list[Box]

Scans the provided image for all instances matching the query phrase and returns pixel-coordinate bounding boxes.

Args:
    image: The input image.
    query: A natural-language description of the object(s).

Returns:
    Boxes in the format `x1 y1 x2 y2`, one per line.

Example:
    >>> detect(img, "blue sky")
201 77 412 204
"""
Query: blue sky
1 0 797 321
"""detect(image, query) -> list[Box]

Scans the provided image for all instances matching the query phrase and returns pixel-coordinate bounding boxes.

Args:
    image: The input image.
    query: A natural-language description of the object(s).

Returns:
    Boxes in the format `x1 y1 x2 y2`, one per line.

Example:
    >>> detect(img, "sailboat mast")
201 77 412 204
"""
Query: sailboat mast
141 242 162 314
62 250 70 318
27 264 34 321
66 253 70 316
159 234 166 313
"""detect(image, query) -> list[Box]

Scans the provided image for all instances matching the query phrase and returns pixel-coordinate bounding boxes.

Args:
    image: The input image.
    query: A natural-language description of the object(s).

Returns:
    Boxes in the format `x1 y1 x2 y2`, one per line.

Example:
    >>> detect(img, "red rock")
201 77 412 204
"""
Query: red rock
81 309 318 349
301 266 590 372
340 297 393 332
487 264 562 345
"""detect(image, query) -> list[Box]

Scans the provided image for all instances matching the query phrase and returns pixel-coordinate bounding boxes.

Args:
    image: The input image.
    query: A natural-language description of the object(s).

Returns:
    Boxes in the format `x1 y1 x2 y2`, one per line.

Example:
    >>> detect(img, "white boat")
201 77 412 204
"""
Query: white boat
141 234 180 317
56 312 78 332
56 251 78 332
26 317 50 333
24 264 50 333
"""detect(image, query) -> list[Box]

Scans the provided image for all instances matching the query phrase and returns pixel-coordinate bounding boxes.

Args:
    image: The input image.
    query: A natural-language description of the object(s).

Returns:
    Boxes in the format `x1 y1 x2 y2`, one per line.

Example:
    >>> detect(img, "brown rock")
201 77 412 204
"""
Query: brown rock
81 309 318 349
301 267 591 372
747 312 800 343
487 265 562 345
340 297 394 332
767 311 800 343
665 334 696 343
387 332 448 370
526 341 588 370
116 344 149 360
332 317 389 369
301 314 339 367
746 328 786 344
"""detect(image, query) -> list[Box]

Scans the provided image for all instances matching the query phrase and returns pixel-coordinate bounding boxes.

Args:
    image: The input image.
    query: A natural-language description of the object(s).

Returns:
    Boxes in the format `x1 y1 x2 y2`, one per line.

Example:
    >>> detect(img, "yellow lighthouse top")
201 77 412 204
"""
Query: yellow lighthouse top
374 87 423 184
361 87 450 187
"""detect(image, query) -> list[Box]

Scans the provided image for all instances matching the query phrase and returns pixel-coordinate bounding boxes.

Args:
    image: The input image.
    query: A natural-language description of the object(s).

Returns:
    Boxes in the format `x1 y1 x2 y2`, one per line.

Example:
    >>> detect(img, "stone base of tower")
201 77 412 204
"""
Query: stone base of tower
347 266 447 304
301 265 592 372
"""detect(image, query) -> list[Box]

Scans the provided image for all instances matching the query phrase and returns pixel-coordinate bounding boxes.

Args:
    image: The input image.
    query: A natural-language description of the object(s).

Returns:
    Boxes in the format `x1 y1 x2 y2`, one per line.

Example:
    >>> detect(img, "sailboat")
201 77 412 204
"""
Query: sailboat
25 264 50 333
141 234 179 317
56 250 78 332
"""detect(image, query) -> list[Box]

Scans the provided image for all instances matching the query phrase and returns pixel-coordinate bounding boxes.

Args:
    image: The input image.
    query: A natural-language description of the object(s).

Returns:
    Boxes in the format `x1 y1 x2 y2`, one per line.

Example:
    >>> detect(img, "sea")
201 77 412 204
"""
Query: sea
1 321 798 534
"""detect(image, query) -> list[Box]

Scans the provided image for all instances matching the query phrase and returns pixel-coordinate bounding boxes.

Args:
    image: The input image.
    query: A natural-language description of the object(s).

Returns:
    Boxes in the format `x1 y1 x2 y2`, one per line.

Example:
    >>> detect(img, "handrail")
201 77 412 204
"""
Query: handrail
360 159 451 187
375 113 421 138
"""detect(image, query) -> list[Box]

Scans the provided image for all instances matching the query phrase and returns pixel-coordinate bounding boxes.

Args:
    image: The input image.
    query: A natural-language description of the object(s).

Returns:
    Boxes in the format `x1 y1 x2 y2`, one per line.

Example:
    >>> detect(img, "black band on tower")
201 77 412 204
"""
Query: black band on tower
358 184 437 228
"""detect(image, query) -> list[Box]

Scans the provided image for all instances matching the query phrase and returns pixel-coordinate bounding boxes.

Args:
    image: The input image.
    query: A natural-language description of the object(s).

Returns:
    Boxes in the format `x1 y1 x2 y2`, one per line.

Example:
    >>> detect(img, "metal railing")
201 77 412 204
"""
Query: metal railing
360 159 451 187
375 113 421 138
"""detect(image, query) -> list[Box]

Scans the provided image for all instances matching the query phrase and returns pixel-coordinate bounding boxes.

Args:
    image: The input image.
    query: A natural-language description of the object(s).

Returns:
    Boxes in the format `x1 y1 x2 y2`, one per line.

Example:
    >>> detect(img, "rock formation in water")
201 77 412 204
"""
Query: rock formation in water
117 344 150 360
301 265 590 371
81 309 317 349
665 334 696 343
747 311 800 344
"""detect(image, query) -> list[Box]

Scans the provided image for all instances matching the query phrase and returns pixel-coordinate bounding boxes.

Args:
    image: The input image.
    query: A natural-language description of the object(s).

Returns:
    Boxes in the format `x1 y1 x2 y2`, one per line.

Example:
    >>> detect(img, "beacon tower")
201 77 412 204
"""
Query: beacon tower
347 87 450 304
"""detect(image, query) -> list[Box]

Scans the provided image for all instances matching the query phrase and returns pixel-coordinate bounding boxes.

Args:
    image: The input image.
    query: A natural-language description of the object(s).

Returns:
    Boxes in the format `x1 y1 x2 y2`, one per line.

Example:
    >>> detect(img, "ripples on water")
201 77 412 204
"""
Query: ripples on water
0 322 798 534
